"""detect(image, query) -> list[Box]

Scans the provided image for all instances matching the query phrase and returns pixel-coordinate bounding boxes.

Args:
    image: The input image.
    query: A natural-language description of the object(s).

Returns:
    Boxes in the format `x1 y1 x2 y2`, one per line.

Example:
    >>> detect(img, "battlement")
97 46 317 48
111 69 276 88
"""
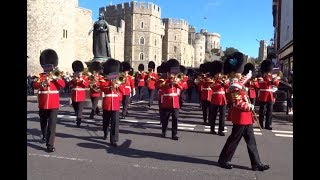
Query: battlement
194 33 205 41
205 32 221 38
104 1 161 17
162 18 189 31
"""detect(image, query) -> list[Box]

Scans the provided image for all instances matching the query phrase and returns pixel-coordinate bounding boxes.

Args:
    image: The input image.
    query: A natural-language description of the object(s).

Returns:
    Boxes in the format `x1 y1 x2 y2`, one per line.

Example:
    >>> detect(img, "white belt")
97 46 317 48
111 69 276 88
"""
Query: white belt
125 86 131 89
38 90 59 94
201 88 212 91
161 93 178 103
104 94 119 97
260 89 274 92
72 88 86 91
212 91 225 94
139 79 145 82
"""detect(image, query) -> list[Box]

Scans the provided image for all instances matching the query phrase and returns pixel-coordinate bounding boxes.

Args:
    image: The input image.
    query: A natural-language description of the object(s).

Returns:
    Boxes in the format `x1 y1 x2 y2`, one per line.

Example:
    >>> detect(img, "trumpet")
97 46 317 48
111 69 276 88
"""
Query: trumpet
82 68 92 77
114 73 127 85
174 73 185 82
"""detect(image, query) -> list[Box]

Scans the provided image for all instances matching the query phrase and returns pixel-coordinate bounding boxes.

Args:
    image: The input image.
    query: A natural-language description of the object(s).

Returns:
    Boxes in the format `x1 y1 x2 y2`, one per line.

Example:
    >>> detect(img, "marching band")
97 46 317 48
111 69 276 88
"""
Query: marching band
32 49 280 171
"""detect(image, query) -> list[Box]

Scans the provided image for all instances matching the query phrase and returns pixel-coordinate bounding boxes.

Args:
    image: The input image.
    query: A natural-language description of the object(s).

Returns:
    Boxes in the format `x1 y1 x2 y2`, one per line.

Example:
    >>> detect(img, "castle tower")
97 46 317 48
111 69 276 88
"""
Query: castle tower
27 0 94 74
101 1 165 70
204 32 221 53
188 26 196 45
162 18 194 67
193 33 206 68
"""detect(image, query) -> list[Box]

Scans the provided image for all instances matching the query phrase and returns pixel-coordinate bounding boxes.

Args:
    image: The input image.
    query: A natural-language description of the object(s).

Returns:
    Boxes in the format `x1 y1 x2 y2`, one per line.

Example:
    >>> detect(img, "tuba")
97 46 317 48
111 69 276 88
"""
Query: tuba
88 74 101 92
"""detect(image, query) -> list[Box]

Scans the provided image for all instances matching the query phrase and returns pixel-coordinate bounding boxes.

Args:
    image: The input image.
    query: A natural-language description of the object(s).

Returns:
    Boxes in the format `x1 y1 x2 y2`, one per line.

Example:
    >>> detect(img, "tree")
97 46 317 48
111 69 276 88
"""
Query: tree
221 47 239 61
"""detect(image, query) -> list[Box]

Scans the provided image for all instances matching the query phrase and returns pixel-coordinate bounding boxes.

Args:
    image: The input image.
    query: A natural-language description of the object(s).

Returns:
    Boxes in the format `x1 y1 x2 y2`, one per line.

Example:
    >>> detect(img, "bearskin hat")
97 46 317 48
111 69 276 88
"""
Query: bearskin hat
40 49 58 67
164 59 180 73
224 52 245 74
90 61 102 72
242 63 255 76
138 63 144 71
199 64 205 73
72 60 84 72
128 67 134 76
103 58 120 75
202 62 211 74
187 68 194 76
260 60 274 74
210 60 224 76
121 61 131 71
148 61 155 70
180 65 187 74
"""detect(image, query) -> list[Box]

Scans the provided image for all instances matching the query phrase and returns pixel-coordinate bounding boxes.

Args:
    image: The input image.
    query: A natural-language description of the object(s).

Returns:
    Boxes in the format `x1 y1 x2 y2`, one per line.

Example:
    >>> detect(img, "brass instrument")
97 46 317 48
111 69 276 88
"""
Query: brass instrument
174 73 185 82
158 78 166 87
41 68 62 87
114 73 127 85
194 77 201 85
82 68 92 77
88 74 101 92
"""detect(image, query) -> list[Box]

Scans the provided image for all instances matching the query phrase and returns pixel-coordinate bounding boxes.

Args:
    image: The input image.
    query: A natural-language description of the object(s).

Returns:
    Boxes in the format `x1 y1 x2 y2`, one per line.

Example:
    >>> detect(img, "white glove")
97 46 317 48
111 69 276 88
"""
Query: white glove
52 75 58 80
250 104 255 111
132 91 136 96
247 70 252 78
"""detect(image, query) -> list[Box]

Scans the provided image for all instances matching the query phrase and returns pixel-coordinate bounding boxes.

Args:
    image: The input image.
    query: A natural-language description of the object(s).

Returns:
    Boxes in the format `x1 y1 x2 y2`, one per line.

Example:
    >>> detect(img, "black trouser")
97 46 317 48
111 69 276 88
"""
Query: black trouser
258 102 273 128
179 90 186 107
158 106 163 124
90 97 100 118
218 124 261 166
209 104 226 133
138 86 144 101
148 89 155 106
187 88 193 102
160 108 179 137
201 100 211 123
102 110 119 143
250 98 256 106
122 95 130 117
39 109 58 148
72 101 84 124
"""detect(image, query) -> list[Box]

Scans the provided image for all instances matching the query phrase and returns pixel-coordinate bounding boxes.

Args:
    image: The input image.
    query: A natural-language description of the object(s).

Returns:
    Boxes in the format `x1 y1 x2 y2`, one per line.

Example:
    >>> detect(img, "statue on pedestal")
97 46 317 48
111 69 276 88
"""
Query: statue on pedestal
89 13 111 61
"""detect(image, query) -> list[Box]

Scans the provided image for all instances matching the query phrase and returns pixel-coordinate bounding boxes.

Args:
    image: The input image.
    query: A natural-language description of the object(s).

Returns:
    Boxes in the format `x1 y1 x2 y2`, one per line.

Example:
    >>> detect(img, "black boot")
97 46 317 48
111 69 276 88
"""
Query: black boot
76 118 81 127
95 108 100 115
252 164 270 171
161 132 166 138
218 161 233 169
89 110 94 119
172 135 179 140
46 145 55 153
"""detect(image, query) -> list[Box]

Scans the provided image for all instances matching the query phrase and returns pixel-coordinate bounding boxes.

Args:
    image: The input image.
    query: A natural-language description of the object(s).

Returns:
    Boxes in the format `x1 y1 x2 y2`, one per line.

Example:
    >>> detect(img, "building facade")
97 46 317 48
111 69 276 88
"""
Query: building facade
258 40 268 61
101 2 165 70
272 0 293 78
27 0 125 74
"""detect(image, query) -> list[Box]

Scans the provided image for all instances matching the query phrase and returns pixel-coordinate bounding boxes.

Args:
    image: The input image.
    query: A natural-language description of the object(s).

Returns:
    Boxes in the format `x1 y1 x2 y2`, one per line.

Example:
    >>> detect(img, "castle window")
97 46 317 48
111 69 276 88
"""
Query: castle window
213 41 216 48
174 46 177 53
141 22 144 29
174 36 177 40
200 46 202 49
200 53 202 56
140 37 145 45
155 39 157 46
139 53 144 60
154 55 157 60
184 48 186 53
63 29 68 38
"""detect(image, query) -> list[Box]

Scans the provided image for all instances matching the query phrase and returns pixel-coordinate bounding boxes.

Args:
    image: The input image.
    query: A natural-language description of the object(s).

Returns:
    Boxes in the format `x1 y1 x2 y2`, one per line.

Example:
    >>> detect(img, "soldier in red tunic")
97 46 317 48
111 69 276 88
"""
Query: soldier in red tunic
198 62 213 125
218 52 270 171
209 60 228 136
88 61 103 119
155 59 183 140
119 61 135 119
145 61 158 107
257 60 279 130
135 64 146 101
69 61 89 127
33 49 65 152
242 63 259 106
179 65 188 107
156 63 166 125
100 59 125 147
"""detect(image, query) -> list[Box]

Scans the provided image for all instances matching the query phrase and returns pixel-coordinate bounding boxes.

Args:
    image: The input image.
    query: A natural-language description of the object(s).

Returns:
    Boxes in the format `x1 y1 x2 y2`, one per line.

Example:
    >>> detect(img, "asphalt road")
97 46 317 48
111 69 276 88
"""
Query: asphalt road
27 91 293 180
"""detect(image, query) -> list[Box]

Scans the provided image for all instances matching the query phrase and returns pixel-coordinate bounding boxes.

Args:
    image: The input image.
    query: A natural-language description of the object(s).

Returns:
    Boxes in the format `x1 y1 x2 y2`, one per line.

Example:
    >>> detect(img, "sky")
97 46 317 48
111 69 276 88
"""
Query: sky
79 0 274 58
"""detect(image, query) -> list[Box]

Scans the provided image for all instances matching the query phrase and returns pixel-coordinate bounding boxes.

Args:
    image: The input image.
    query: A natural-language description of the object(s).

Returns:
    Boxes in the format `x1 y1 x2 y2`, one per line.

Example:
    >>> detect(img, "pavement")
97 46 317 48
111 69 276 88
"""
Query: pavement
27 90 293 180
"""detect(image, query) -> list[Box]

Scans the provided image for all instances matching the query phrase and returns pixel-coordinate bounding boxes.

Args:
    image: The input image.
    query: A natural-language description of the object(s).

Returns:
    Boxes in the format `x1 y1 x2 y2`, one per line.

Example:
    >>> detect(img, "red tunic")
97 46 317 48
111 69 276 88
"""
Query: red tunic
158 79 183 109
33 73 65 109
100 80 125 111
257 76 280 102
145 72 158 90
69 75 89 102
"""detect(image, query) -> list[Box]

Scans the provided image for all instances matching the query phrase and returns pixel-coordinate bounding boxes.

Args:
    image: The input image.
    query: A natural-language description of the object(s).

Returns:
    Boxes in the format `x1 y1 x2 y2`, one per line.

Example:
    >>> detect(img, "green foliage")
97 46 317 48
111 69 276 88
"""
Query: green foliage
221 47 239 61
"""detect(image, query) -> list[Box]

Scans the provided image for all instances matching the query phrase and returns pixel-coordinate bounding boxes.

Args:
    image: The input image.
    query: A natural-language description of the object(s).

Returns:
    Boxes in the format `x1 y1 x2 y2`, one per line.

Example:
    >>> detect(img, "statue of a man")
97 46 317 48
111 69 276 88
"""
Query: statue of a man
89 13 111 59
